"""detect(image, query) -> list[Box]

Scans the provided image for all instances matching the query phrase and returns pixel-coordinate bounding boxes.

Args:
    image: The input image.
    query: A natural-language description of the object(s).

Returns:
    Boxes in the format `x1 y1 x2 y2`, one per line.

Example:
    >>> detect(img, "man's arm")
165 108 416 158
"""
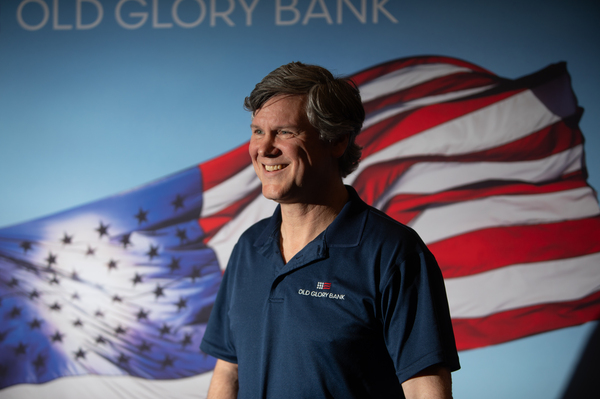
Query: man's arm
401 364 453 399
207 359 239 399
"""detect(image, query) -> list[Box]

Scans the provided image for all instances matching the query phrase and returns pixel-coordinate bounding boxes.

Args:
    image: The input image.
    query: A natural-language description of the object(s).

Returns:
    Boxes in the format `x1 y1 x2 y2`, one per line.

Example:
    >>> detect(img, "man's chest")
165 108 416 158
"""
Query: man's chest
227 252 382 350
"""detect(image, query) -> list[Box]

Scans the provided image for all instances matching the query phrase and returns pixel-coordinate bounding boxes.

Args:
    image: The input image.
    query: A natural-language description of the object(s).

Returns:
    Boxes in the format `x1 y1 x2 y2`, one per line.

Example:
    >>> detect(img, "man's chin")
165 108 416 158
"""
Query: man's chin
261 186 295 204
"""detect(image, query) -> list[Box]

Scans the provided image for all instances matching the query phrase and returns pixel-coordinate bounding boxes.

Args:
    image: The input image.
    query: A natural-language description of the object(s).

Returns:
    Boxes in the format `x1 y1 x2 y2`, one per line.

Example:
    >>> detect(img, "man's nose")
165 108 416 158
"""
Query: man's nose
257 133 280 157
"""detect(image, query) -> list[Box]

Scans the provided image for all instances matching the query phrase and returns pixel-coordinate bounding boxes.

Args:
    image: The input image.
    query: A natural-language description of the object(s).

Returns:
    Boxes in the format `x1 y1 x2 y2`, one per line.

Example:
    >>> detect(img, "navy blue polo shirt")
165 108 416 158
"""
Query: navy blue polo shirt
201 187 460 398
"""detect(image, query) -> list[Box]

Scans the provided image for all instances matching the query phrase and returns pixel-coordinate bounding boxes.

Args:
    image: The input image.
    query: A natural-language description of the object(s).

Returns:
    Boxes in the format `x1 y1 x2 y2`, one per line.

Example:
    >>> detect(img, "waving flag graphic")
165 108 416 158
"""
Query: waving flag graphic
1 56 599 392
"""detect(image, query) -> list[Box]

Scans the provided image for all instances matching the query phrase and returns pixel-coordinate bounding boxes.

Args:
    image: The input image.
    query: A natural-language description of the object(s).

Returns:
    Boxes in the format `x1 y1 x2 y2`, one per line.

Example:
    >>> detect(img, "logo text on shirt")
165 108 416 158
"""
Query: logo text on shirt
298 288 345 300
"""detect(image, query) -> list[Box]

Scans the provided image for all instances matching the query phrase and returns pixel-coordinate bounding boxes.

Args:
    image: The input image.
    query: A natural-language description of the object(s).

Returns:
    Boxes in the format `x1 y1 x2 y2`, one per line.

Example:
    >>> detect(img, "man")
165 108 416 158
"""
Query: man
200 62 460 398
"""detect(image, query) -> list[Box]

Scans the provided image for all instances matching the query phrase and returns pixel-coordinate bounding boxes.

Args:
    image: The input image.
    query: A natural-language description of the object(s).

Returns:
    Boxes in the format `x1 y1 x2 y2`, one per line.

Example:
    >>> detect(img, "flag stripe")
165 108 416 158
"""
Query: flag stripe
362 84 498 130
359 64 487 103
201 164 258 217
199 143 250 192
373 145 583 206
362 72 498 115
412 187 599 244
452 290 600 351
383 174 588 216
207 195 276 269
350 55 494 87
445 251 600 318
199 185 263 244
432 217 600 278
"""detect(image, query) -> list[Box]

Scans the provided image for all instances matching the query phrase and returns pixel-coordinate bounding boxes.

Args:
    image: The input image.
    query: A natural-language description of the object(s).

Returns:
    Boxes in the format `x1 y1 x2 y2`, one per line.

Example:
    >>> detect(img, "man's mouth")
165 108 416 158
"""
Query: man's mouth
264 164 286 172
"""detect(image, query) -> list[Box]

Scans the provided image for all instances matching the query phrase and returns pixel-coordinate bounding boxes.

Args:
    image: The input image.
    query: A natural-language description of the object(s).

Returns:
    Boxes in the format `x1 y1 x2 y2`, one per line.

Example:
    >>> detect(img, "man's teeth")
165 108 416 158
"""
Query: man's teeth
265 165 284 171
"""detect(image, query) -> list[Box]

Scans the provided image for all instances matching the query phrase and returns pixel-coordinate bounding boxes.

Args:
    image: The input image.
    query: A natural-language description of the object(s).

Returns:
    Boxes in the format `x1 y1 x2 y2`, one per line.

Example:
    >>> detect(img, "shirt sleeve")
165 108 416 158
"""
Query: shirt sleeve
200 249 238 364
380 244 461 384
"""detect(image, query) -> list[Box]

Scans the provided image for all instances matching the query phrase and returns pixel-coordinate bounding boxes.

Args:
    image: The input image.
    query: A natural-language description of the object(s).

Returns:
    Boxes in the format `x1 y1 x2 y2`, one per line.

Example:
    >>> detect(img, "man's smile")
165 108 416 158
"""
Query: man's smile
264 164 287 172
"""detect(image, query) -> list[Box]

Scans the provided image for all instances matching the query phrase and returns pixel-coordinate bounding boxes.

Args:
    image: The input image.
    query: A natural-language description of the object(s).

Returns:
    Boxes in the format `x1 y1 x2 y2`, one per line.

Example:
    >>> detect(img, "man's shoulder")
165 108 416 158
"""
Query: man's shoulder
363 203 419 237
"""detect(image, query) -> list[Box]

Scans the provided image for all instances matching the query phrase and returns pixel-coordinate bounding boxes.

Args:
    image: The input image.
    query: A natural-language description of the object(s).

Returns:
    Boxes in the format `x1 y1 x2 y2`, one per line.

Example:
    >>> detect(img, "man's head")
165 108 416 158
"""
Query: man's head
244 62 365 178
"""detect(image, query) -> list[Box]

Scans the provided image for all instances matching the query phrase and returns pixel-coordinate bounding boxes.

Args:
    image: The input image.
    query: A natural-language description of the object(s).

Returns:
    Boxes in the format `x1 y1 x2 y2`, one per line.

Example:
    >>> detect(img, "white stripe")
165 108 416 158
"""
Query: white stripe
358 63 475 102
208 195 277 269
445 252 600 318
0 372 212 399
373 145 583 208
201 164 259 217
363 85 495 129
347 90 562 185
411 187 600 244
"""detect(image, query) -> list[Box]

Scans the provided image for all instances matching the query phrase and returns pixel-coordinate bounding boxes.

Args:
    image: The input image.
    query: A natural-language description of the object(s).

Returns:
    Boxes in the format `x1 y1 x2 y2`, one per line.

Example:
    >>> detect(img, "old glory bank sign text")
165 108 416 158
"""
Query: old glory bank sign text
16 0 398 30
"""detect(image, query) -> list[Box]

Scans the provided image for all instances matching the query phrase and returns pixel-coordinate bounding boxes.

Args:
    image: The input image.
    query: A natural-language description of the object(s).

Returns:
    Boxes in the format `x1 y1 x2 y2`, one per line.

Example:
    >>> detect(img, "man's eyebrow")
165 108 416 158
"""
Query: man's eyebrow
250 123 299 130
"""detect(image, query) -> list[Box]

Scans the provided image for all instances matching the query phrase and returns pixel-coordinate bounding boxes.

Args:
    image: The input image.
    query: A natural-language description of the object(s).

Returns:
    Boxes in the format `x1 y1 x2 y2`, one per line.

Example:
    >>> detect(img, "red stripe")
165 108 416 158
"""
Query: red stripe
352 161 418 206
381 174 588 215
452 290 600 350
431 216 600 278
381 175 589 227
448 119 583 162
199 185 263 243
357 88 522 159
198 142 251 191
350 55 494 86
363 71 498 115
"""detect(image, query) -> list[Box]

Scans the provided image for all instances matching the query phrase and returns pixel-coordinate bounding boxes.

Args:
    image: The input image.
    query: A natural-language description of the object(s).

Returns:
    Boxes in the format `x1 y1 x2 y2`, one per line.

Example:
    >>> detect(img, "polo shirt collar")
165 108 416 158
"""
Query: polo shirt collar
324 185 367 248
253 185 367 254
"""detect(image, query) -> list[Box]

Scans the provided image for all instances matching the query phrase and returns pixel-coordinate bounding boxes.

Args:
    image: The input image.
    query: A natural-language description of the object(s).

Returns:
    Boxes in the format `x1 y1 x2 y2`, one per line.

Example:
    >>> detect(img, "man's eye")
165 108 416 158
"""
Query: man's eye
253 129 263 135
279 130 292 135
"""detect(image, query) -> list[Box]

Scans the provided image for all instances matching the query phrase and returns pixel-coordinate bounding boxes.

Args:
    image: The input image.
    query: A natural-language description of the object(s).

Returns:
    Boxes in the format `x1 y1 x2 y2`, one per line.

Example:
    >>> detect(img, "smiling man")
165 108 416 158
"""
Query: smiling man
200 62 460 398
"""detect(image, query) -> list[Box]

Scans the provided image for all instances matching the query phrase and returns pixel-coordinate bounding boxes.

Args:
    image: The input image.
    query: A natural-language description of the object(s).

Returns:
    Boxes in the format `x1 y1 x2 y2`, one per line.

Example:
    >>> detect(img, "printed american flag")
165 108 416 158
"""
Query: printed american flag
1 56 599 392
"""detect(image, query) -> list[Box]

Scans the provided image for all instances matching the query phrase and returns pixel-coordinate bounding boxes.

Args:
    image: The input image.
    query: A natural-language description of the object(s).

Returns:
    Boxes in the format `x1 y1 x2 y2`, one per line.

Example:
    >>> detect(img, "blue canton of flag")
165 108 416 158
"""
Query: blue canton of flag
0 166 220 389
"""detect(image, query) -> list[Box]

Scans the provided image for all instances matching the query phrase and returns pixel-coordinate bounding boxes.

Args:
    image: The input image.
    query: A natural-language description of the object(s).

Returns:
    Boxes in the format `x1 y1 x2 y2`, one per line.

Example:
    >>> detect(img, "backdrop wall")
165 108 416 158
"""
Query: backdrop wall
1 1 599 398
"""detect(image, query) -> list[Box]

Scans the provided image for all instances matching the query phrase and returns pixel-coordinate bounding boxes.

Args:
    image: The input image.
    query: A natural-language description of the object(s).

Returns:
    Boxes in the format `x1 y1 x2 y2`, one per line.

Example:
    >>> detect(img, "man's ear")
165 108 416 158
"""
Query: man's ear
331 134 350 158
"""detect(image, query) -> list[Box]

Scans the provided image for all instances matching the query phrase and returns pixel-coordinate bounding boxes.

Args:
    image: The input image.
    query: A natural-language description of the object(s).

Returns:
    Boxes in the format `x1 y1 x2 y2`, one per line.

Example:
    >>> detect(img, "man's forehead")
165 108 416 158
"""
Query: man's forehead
251 94 309 126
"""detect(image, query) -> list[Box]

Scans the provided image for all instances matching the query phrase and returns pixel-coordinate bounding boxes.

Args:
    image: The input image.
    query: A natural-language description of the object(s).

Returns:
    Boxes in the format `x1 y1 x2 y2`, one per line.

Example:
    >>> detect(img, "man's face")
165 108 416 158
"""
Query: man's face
249 95 340 204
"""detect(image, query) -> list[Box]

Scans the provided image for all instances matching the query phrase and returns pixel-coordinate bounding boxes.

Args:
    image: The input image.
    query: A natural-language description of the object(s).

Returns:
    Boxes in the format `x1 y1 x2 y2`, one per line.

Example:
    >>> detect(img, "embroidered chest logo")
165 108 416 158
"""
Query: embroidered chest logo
298 281 345 300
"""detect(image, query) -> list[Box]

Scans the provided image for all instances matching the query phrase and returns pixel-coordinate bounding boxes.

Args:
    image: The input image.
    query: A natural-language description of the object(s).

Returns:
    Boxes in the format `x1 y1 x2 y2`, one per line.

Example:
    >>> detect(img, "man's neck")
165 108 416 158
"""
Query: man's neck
278 183 348 263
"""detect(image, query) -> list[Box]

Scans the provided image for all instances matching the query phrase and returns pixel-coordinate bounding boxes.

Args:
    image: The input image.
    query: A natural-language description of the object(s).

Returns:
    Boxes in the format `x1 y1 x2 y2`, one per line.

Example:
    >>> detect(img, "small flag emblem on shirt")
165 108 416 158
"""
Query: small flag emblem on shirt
317 282 331 290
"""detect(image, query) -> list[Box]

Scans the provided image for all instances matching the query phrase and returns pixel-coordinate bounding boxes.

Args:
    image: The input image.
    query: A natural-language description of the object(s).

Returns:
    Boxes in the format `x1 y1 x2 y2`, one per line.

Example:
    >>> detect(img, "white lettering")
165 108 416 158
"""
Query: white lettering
210 0 235 26
238 0 259 26
337 0 365 24
53 0 72 30
302 0 332 25
17 0 49 31
298 289 347 300
275 0 299 26
372 0 397 23
76 0 103 30
116 0 148 29
172 0 206 28
153 0 172 28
